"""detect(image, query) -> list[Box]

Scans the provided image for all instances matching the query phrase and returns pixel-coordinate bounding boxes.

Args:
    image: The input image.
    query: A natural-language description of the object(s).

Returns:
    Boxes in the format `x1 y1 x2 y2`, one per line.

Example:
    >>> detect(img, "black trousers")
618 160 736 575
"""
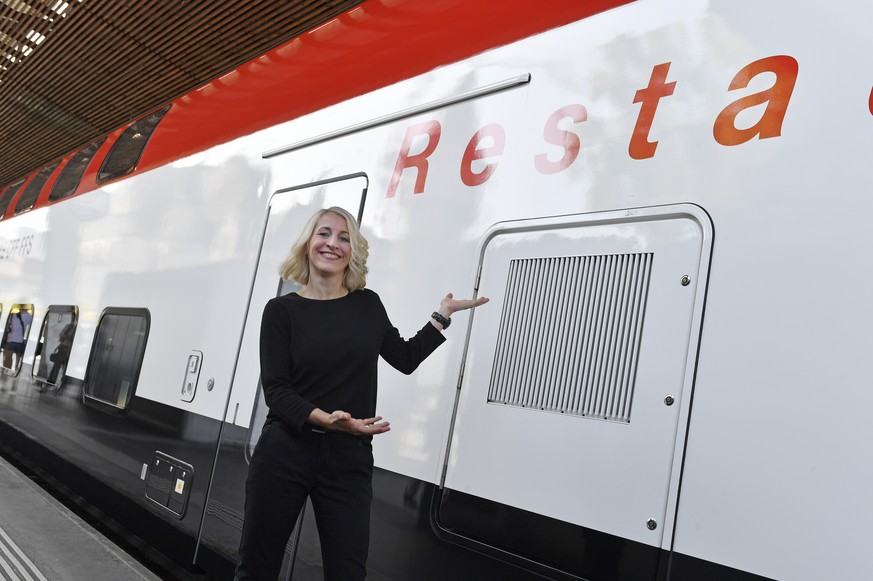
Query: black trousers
235 420 374 581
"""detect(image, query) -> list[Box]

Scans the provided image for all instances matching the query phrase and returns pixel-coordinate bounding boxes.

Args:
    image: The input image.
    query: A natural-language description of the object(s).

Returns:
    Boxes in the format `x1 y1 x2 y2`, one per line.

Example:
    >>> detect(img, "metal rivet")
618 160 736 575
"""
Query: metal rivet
207 378 215 391
647 518 658 530
680 275 691 286
664 395 675 406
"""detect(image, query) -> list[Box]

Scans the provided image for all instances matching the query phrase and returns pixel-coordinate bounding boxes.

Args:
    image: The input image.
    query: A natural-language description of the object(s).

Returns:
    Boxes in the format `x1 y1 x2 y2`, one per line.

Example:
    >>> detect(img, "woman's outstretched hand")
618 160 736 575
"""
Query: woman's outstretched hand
431 292 489 330
440 292 489 315
327 410 391 435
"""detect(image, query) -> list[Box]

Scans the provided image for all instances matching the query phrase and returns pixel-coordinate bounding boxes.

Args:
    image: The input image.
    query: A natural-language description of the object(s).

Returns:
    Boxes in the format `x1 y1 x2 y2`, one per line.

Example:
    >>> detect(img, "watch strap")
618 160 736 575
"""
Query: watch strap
431 311 451 329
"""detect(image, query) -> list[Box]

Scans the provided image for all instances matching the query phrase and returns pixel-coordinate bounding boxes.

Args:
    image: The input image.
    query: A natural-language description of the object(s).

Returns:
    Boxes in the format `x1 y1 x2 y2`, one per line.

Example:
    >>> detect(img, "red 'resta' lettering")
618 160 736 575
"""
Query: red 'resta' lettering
461 124 506 186
713 56 798 146
534 105 587 175
386 121 442 198
629 62 676 160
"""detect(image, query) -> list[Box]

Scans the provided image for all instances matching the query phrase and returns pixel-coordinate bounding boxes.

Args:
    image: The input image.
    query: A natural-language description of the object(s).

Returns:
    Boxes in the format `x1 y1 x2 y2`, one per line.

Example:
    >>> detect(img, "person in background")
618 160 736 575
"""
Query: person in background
2 308 32 371
235 206 488 581
47 322 76 384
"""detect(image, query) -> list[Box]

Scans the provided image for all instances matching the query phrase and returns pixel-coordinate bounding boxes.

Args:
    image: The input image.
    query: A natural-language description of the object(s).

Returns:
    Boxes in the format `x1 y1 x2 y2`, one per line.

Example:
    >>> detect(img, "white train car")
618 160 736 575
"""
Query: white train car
0 0 869 579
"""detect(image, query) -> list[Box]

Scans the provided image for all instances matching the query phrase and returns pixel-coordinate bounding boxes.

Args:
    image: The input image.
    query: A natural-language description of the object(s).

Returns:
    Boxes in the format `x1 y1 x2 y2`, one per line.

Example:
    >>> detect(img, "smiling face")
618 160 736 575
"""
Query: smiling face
307 211 351 281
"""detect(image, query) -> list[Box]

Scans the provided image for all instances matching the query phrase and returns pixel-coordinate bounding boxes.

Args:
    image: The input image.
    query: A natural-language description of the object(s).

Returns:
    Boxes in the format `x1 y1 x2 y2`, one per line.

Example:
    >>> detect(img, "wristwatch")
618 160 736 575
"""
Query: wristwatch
431 311 451 329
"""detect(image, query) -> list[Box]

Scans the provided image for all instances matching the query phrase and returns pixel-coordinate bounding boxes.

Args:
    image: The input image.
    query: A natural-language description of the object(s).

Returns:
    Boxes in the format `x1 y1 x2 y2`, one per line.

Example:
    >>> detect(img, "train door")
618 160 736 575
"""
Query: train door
435 205 712 580
196 173 367 579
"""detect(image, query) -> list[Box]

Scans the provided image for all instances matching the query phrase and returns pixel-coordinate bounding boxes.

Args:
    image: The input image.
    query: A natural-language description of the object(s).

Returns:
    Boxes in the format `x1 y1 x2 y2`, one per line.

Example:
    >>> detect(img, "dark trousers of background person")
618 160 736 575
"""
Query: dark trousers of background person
2 342 24 369
235 419 374 581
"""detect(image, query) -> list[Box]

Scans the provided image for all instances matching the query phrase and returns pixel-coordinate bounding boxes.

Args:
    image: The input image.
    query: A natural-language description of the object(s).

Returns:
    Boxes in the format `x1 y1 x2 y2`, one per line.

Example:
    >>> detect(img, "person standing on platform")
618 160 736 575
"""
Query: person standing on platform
234 206 488 581
2 308 32 370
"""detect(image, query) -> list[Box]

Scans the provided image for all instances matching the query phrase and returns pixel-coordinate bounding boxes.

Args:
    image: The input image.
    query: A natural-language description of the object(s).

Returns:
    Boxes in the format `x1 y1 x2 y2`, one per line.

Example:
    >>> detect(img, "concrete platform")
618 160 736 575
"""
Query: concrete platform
0 455 162 581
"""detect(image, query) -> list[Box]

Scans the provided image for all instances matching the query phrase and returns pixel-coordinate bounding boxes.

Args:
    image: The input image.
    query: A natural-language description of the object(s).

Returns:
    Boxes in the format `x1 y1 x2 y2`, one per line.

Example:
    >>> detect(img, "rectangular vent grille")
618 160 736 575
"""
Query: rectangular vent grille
487 253 653 423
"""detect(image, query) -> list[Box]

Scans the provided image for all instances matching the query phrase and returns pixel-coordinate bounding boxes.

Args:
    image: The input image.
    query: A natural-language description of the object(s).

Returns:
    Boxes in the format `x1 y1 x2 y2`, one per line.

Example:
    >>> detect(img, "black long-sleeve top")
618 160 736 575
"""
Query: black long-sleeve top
259 288 446 433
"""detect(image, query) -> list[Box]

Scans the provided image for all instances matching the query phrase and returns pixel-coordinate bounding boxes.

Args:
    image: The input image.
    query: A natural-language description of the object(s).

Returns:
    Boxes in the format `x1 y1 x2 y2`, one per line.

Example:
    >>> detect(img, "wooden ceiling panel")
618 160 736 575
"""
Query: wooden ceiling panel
0 0 361 185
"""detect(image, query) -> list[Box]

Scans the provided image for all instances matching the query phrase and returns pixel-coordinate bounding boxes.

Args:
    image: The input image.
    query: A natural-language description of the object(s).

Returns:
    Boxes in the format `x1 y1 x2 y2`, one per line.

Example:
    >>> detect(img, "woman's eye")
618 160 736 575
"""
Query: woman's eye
340 236 350 243
318 231 329 237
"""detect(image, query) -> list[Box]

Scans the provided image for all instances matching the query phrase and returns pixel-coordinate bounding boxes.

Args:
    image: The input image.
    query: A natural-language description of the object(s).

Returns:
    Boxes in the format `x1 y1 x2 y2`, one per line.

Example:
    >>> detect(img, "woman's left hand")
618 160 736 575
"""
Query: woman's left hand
438 293 489 317
429 292 489 331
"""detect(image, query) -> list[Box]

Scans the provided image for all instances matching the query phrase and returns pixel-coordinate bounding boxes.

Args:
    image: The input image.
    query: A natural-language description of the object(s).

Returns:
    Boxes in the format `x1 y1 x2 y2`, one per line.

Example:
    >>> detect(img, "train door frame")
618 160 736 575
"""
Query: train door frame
434 204 714 580
194 173 368 577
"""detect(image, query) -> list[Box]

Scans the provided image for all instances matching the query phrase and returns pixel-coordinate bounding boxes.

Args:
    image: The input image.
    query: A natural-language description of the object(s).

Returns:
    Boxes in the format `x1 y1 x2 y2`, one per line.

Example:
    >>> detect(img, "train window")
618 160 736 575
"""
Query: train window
83 308 149 413
0 179 26 219
1 304 35 376
14 163 59 215
49 139 105 202
32 305 78 389
96 106 170 184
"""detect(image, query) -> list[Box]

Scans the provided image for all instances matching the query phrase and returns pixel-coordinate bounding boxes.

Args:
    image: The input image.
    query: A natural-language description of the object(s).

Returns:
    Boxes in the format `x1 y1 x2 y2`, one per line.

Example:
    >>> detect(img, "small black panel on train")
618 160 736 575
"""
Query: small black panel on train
145 451 193 519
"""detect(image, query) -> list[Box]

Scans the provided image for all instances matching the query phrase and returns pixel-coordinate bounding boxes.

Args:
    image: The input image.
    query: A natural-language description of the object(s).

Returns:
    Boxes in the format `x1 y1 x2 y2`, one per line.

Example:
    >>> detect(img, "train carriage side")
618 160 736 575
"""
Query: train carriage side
0 1 871 580
226 2 873 579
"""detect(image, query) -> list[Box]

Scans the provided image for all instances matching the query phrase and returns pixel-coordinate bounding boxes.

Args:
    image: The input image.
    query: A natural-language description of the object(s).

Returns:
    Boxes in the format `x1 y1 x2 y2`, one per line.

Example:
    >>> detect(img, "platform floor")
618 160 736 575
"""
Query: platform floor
0 455 162 581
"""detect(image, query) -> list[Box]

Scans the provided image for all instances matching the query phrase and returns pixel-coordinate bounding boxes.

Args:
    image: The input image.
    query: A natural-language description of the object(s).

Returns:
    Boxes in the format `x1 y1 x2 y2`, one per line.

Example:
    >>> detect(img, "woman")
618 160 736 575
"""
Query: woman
235 206 488 580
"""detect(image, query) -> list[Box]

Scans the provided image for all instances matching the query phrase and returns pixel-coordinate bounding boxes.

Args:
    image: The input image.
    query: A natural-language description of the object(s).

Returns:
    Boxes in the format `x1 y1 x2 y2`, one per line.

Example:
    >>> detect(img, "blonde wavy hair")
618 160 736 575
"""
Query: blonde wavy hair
278 206 369 291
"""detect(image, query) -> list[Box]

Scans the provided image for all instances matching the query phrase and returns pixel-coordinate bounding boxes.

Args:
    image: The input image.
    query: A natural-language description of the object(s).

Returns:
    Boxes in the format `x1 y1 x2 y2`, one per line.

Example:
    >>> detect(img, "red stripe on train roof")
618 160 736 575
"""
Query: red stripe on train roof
136 0 632 174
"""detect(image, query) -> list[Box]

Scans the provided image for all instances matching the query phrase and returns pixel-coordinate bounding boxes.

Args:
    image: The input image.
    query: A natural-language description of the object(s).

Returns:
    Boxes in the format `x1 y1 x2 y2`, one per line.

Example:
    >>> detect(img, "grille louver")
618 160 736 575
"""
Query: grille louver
487 253 653 423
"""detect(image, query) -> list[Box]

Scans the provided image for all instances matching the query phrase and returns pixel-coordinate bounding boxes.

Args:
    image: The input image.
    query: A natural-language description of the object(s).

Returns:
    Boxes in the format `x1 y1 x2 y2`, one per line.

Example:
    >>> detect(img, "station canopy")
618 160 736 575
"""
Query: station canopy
0 0 360 186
